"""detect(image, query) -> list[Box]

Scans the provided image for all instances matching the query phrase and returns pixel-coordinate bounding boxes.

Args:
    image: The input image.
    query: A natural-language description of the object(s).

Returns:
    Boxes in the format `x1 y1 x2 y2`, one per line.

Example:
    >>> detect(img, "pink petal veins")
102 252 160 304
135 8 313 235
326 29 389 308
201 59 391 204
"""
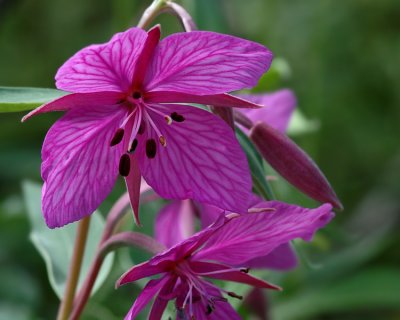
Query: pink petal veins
22 91 122 122
41 105 127 228
155 200 196 248
144 31 273 94
145 91 262 109
238 89 297 133
124 275 169 320
194 202 334 264
136 104 252 214
56 27 147 93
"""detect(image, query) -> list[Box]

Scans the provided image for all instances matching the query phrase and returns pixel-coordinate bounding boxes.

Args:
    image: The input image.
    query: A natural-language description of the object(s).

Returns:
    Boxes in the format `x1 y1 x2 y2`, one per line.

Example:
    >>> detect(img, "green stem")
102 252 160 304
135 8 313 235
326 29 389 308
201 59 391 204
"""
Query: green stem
137 0 169 29
56 216 91 320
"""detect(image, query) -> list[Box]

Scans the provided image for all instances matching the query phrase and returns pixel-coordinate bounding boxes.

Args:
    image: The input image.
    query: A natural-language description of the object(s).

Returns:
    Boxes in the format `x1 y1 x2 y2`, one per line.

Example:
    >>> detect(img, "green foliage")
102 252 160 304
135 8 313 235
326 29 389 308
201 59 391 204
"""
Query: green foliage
236 126 275 200
273 268 400 320
22 181 114 300
0 87 66 113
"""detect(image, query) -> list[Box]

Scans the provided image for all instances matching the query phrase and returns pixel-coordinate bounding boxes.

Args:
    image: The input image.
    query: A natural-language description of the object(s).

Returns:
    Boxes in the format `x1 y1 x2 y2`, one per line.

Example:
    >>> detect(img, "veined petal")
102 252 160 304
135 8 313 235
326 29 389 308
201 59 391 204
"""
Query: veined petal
124 275 169 320
117 260 167 286
144 31 272 94
148 275 178 320
41 105 127 228
194 201 334 264
147 215 226 267
155 200 196 248
238 89 297 133
244 243 298 271
137 104 252 214
22 91 122 122
125 155 142 225
200 203 223 228
56 27 147 93
145 91 262 109
190 282 241 320
190 261 279 290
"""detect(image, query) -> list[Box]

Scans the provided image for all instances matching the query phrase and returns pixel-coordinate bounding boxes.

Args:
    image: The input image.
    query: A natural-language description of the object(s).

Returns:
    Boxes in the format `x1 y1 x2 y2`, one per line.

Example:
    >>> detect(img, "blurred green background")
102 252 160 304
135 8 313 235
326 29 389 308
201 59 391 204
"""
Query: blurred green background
1 0 399 319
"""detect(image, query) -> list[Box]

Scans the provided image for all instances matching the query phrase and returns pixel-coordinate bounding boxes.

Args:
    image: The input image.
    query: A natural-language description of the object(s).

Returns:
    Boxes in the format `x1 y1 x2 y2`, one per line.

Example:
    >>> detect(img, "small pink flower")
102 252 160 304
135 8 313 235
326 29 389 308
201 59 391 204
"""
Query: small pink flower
24 26 273 227
117 202 334 319
237 89 297 133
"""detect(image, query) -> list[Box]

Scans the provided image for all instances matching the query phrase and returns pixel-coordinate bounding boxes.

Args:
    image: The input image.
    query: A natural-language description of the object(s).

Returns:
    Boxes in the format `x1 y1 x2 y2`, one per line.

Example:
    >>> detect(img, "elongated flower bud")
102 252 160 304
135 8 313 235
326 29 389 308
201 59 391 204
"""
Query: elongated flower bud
250 122 343 209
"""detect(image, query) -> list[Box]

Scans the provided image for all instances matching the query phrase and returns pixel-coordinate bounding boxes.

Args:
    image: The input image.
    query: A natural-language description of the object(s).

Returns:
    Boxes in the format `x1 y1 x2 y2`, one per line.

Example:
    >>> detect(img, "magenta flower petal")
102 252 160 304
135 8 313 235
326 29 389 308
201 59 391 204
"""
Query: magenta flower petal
117 260 168 286
124 275 169 320
244 243 298 270
148 276 178 320
190 283 242 320
56 27 147 93
135 104 252 214
194 201 334 264
22 91 122 122
124 154 142 225
155 200 195 248
250 122 343 209
131 25 161 90
190 261 279 290
41 105 127 228
144 31 273 94
145 91 262 109
238 89 297 133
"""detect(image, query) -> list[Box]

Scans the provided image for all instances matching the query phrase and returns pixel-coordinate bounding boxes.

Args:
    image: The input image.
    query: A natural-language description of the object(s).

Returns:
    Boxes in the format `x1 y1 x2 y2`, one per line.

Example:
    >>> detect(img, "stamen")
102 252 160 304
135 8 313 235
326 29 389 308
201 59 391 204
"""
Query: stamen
119 153 131 176
146 139 157 159
165 115 172 125
171 112 185 122
138 121 146 134
132 91 141 99
248 207 276 213
206 304 214 315
227 292 243 300
159 136 167 147
110 128 124 146
129 139 138 153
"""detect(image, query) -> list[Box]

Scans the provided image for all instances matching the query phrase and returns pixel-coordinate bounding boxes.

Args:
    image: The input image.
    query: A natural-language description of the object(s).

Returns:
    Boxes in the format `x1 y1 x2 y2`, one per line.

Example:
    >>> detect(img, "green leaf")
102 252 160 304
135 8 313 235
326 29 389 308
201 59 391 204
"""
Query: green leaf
0 87 66 113
272 268 400 320
22 181 114 300
236 127 274 200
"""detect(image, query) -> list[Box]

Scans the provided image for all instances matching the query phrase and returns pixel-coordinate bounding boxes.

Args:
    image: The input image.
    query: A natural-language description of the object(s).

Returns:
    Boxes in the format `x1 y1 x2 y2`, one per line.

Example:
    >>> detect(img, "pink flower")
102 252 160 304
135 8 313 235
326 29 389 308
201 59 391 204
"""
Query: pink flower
23 26 273 228
237 89 297 133
117 201 334 319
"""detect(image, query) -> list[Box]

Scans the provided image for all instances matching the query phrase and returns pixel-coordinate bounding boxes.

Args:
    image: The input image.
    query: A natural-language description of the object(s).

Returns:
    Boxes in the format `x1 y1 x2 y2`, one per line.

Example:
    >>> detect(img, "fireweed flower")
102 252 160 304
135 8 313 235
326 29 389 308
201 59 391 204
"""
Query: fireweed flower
237 89 297 133
117 201 334 319
23 26 273 227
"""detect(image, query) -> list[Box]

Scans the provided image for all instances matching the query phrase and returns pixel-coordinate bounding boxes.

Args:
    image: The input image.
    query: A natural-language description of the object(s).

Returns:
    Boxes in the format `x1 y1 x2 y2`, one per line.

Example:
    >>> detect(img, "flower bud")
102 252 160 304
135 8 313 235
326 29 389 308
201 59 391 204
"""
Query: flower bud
250 122 343 209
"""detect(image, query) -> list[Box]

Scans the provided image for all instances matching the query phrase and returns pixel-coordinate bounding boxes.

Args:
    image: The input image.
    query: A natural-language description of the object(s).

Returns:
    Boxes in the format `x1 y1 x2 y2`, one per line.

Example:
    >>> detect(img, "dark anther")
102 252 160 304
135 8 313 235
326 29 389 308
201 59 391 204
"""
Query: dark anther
132 91 141 99
227 292 243 300
146 139 157 159
171 112 185 122
110 128 124 146
129 139 138 153
119 153 130 176
240 268 250 273
206 304 214 315
138 121 146 134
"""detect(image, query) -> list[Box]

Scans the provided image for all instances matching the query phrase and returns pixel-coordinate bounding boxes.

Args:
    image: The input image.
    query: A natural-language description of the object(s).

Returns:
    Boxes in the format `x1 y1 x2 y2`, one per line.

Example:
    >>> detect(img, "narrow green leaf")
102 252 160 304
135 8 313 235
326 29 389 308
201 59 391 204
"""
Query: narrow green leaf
236 127 275 200
0 87 66 113
22 181 114 299
272 268 400 320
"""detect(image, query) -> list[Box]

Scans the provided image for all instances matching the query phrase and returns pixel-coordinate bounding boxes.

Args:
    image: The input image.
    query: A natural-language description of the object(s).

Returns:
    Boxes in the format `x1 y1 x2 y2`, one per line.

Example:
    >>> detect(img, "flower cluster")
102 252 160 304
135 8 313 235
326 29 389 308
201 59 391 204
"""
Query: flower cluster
26 18 341 320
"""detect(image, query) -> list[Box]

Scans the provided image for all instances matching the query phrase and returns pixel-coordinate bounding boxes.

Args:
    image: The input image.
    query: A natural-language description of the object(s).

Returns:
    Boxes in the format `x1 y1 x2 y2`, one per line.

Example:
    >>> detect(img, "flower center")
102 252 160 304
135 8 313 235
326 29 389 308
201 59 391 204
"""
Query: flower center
110 99 187 176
